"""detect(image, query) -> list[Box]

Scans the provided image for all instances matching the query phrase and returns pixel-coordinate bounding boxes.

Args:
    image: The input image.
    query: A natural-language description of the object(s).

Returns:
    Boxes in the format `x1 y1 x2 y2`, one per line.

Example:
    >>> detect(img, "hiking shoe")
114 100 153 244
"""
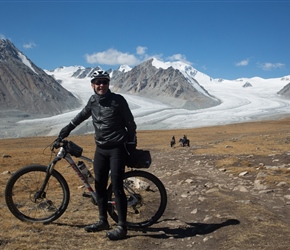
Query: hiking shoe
84 220 110 232
106 226 127 240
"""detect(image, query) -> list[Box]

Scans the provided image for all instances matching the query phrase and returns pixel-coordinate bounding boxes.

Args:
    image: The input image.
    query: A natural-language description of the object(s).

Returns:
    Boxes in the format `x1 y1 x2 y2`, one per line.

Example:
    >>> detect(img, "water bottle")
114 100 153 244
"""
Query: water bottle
77 161 94 183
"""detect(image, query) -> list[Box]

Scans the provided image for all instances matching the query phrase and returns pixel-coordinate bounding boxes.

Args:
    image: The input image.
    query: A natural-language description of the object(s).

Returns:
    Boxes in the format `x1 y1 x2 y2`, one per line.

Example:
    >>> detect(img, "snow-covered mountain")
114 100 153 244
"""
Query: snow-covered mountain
110 58 221 109
45 58 223 110
10 59 284 139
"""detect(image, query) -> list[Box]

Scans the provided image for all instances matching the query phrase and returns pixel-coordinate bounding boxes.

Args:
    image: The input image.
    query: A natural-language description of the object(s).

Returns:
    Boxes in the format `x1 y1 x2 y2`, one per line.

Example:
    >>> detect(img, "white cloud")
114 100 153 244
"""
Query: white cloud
236 59 250 66
23 42 36 49
167 54 192 65
85 47 193 67
0 34 6 39
85 48 140 66
136 46 147 55
258 62 285 71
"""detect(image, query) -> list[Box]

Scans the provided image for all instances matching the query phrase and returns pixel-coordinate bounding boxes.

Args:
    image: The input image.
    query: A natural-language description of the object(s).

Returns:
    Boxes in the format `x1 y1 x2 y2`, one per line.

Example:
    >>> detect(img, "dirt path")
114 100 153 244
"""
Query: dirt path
147 148 290 249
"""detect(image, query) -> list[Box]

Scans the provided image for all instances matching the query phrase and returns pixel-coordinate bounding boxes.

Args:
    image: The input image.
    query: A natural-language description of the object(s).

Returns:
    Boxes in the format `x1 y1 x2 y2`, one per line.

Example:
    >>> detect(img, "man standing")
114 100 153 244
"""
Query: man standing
58 70 137 240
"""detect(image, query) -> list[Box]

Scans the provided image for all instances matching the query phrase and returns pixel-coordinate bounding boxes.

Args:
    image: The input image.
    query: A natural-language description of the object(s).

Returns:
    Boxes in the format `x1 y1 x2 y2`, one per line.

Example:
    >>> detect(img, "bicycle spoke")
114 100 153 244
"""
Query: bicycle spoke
5 165 70 223
107 170 167 228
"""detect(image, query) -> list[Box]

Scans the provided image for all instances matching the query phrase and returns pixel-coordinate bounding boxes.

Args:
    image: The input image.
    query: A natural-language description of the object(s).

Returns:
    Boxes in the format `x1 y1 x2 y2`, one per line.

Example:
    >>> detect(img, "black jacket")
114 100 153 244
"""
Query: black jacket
71 90 136 146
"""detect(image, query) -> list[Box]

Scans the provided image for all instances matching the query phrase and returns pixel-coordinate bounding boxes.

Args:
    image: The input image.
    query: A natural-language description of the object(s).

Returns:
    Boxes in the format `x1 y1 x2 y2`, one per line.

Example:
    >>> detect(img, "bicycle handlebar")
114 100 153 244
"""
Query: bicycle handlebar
51 139 84 158
51 138 67 151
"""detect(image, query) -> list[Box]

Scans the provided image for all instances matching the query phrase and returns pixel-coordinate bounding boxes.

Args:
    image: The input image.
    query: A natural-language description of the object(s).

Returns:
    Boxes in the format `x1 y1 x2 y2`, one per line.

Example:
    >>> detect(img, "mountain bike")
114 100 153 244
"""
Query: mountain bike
5 139 167 228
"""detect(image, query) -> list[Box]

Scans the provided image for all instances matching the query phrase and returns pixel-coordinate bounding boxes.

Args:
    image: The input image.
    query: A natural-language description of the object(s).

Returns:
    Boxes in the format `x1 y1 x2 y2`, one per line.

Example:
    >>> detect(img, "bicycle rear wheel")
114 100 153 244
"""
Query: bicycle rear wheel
5 165 70 224
107 170 167 228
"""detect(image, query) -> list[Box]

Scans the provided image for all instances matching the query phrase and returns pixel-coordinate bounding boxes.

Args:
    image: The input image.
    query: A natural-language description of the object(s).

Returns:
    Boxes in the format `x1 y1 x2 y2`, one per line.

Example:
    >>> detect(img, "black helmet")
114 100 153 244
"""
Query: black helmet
91 70 110 83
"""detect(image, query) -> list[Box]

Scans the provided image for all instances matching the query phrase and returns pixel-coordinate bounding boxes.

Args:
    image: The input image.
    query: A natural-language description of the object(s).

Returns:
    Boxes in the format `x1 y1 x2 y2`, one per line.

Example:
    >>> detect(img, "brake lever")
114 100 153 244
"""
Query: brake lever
50 138 62 151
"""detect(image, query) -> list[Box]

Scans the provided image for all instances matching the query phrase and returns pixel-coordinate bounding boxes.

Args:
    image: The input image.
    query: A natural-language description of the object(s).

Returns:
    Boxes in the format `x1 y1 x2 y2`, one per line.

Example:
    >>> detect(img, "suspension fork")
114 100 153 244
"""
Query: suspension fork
34 156 62 200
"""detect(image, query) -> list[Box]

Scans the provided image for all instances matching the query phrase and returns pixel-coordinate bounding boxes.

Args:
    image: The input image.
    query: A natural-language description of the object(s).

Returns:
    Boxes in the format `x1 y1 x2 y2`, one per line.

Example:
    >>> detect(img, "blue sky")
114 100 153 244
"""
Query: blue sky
1 0 289 80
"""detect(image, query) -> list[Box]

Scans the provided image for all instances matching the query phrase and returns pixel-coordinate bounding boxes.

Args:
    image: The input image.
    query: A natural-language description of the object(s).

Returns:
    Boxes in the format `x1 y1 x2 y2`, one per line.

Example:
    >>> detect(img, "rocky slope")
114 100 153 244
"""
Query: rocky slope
0 39 81 116
111 59 221 109
277 76 290 97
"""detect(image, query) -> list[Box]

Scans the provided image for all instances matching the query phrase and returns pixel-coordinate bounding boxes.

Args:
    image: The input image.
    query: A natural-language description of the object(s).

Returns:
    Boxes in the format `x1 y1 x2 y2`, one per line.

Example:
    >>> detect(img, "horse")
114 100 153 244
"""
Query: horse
179 138 190 147
170 136 176 147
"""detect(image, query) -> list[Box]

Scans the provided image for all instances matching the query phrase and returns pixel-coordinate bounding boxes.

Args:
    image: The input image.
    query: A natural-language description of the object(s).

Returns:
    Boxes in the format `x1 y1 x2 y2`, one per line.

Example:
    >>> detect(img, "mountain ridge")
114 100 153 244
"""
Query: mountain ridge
110 58 221 109
0 39 81 116
45 57 223 110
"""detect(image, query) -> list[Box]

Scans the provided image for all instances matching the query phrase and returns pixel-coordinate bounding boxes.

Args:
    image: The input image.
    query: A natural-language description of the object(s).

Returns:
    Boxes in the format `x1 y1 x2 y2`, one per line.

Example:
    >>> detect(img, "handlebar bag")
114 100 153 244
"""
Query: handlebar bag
67 141 83 157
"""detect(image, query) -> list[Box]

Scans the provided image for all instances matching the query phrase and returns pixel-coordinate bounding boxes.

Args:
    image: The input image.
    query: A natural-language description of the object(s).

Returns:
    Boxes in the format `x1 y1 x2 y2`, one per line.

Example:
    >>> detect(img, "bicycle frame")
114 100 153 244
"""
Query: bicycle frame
46 146 98 204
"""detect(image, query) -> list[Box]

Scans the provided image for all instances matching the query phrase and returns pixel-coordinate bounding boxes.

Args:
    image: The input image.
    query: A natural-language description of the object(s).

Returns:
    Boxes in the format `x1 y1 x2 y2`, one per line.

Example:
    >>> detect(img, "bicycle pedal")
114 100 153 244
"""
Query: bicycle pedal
82 192 92 198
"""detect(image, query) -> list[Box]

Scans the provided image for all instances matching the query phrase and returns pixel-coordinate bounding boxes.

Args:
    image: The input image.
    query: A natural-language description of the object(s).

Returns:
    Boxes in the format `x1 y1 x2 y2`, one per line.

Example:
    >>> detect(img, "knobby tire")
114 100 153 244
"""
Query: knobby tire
107 170 167 228
5 165 70 224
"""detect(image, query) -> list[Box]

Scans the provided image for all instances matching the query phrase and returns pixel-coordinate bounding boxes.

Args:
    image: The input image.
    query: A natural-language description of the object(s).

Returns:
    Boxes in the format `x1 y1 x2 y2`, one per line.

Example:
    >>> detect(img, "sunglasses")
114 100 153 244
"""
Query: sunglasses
93 80 109 85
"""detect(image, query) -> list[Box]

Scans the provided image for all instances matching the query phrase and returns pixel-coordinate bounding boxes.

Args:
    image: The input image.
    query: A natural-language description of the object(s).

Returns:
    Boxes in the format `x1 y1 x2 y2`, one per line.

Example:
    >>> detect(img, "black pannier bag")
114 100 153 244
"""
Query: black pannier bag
126 149 152 169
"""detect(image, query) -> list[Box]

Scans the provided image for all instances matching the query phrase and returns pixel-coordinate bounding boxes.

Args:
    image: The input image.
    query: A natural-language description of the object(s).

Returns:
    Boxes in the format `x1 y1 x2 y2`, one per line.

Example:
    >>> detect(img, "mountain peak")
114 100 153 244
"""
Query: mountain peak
118 64 131 73
0 39 81 116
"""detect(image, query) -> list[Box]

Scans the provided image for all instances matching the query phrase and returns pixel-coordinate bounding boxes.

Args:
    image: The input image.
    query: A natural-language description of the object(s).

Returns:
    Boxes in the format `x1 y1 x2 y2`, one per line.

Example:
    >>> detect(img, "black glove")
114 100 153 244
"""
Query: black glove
51 138 61 151
58 122 76 139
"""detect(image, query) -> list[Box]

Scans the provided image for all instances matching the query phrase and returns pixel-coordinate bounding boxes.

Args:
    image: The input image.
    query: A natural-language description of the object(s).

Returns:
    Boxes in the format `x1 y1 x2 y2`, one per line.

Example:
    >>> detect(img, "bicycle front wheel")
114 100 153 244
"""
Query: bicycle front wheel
5 165 70 224
108 170 167 228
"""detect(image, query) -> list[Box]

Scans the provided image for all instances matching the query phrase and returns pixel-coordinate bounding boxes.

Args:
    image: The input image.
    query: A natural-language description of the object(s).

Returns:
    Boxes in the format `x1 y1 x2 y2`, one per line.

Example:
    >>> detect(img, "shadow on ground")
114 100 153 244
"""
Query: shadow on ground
130 219 240 239
54 218 240 240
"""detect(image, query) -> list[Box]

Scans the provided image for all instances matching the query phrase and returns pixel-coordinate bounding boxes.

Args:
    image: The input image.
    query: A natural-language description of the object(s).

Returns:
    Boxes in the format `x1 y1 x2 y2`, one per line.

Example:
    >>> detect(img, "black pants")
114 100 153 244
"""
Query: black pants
93 144 127 227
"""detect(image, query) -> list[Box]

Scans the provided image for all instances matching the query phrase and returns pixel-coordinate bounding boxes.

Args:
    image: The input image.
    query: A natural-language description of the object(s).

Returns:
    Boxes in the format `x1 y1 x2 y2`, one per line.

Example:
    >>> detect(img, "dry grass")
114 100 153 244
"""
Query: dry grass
1 117 290 249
